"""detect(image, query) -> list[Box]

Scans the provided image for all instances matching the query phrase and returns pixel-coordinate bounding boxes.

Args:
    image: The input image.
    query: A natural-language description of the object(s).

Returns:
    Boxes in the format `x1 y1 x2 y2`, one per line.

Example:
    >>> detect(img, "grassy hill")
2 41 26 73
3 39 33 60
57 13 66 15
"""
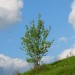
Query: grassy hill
21 56 75 75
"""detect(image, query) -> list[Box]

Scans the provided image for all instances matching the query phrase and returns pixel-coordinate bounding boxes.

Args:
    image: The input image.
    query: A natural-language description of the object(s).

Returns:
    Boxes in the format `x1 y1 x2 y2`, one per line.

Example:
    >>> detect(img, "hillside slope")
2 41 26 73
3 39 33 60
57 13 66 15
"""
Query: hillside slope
21 56 75 75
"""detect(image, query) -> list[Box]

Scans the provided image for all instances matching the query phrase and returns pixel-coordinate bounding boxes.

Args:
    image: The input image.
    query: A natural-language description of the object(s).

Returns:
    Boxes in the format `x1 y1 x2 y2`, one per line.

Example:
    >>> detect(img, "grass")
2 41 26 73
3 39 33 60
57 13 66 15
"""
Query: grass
21 56 75 75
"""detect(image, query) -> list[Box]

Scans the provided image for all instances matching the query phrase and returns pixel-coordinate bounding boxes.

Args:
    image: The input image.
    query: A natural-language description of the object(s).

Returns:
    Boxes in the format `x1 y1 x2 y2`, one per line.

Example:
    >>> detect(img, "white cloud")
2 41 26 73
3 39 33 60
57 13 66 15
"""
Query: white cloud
0 54 53 75
0 54 31 75
0 0 23 28
41 56 51 63
59 37 68 42
58 46 75 60
69 0 75 28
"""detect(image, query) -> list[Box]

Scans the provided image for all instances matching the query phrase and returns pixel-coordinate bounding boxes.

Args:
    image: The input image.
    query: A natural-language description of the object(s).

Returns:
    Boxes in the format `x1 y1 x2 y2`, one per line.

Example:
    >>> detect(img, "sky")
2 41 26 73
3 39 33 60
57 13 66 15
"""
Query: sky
0 0 75 75
0 0 73 58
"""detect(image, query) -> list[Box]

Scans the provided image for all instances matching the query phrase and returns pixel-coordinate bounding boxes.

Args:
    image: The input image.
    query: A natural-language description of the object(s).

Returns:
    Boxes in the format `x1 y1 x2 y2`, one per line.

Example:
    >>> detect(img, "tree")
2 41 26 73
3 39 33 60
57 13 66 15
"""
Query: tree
21 15 53 68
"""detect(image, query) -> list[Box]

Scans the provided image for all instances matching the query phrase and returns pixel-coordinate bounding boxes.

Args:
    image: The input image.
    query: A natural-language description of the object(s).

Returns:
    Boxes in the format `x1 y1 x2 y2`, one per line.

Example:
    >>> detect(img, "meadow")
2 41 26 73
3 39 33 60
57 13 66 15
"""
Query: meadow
21 56 75 75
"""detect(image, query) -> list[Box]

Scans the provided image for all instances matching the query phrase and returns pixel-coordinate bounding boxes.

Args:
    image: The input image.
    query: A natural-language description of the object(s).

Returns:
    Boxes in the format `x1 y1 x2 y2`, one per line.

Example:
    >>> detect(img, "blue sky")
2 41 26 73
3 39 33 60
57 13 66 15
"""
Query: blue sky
0 0 75 60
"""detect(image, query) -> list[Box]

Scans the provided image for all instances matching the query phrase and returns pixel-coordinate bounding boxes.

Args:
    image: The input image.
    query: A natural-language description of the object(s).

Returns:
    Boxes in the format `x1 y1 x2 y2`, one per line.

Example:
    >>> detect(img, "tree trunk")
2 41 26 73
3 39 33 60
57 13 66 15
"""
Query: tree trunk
34 58 39 68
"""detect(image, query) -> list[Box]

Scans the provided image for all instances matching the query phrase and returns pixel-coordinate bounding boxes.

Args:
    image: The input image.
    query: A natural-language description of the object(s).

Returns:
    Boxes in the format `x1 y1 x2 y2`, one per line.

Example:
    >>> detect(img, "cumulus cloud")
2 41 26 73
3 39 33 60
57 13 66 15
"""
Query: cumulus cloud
69 0 75 28
58 46 75 60
41 56 51 63
59 37 68 42
0 54 31 75
0 54 53 75
0 0 23 28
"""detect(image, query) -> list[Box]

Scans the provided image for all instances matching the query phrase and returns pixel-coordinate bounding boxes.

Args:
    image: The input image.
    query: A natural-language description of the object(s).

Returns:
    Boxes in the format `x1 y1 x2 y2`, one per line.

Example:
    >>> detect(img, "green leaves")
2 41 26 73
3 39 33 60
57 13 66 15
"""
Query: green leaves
21 15 54 67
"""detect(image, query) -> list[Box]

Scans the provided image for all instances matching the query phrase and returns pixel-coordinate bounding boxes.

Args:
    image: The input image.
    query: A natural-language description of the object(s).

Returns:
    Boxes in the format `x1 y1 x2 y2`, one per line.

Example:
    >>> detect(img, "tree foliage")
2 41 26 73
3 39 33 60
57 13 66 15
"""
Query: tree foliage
21 15 53 68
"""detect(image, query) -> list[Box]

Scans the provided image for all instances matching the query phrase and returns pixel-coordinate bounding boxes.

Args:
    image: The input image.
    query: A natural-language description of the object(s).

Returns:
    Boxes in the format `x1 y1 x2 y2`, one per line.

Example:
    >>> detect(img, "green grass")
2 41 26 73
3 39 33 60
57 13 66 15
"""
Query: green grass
21 56 75 75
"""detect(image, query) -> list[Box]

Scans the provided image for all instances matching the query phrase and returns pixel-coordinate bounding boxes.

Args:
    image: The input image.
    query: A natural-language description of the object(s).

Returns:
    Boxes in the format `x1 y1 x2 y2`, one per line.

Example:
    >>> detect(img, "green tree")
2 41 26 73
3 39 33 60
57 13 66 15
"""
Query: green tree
21 16 53 68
